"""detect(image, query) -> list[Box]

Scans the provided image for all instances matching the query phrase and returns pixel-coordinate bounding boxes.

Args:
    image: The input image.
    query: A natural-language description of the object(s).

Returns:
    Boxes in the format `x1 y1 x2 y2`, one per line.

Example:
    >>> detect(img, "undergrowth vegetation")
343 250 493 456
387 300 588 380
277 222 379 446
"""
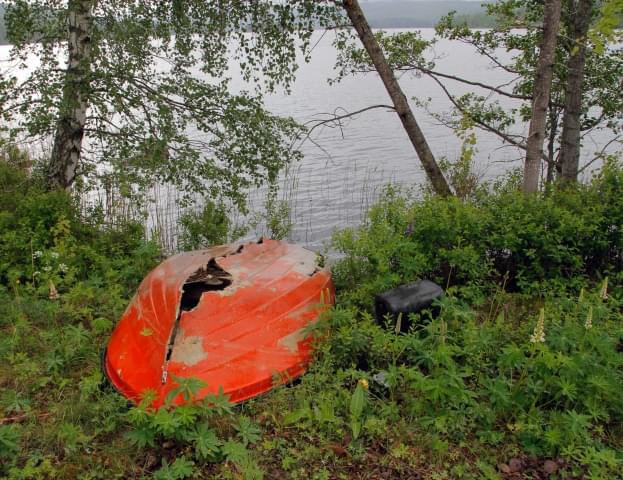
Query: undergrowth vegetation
1 155 622 479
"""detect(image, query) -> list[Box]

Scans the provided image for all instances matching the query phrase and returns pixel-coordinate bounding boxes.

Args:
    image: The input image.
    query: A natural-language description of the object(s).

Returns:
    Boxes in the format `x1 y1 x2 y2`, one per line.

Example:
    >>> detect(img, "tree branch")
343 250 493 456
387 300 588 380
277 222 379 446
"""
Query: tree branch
404 66 531 101
460 38 521 74
428 73 528 150
578 135 622 174
303 104 395 137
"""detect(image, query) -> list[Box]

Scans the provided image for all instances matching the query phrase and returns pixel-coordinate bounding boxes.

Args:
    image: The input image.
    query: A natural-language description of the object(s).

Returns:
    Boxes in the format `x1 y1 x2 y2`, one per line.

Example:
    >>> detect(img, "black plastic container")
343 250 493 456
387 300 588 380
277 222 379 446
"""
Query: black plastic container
374 280 443 332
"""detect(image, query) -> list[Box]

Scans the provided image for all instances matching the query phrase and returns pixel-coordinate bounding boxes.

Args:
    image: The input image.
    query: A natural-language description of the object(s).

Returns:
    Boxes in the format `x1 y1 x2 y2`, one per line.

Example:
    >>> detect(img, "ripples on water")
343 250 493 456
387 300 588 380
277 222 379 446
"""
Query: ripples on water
246 29 526 249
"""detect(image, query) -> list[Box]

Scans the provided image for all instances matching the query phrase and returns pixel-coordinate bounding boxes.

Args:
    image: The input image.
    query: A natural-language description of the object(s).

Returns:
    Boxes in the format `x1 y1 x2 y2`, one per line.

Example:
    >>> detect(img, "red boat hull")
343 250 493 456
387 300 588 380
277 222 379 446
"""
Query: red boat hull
104 239 334 407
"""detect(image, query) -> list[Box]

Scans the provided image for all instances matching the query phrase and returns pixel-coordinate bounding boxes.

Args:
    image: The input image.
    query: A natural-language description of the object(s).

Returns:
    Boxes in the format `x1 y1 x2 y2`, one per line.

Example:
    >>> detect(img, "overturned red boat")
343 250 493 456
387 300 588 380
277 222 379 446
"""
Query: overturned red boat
104 239 334 407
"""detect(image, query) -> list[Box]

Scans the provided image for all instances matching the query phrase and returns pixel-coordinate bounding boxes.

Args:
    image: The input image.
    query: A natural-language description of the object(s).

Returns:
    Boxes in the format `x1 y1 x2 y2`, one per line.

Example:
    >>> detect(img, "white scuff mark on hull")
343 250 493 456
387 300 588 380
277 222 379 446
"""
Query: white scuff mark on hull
170 329 209 366
278 328 308 353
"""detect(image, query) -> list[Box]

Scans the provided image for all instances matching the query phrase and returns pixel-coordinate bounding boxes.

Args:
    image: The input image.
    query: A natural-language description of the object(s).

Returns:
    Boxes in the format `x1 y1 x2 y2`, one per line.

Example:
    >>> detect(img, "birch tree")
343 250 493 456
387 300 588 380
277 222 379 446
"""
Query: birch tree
523 0 562 193
1 1 338 207
559 0 595 182
333 0 622 187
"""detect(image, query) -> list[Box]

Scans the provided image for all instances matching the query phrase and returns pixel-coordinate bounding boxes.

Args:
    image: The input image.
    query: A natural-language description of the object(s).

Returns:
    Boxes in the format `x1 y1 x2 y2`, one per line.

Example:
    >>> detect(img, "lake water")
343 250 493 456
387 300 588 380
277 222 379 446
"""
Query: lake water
241 29 614 250
1 30 615 251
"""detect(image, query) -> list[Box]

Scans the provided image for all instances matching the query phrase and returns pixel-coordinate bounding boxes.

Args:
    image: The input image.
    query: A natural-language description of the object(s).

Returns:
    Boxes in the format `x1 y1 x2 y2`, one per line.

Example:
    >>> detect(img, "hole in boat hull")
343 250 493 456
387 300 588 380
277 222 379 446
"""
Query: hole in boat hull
163 258 233 375
180 258 233 311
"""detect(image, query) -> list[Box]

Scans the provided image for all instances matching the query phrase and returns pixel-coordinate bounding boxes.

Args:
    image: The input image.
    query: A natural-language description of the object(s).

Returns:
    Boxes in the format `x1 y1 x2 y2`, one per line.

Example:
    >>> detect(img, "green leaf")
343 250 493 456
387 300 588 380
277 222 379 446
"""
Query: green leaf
152 409 181 437
476 459 501 480
235 416 262 446
350 419 362 440
350 384 366 420
125 424 156 449
138 389 158 409
222 440 249 463
202 386 233 415
188 423 222 461
153 456 195 480
565 410 591 438
544 427 563 448
0 425 20 459
556 378 577 402
166 375 207 405
283 406 311 425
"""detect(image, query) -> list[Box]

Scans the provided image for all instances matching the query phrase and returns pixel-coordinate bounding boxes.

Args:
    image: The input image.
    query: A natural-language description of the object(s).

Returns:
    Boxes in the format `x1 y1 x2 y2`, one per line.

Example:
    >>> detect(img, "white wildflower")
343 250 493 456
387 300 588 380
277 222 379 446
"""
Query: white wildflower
33 271 40 277
48 281 59 300
33 250 43 258
530 308 546 344
43 266 52 273
599 277 608 300
50 252 60 260
584 306 593 330
59 263 68 273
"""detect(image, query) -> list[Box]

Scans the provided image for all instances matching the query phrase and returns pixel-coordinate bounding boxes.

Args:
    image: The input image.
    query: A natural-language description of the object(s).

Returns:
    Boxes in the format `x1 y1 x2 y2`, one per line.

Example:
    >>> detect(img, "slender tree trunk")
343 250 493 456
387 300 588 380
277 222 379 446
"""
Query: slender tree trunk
342 0 452 197
523 0 562 193
546 106 560 183
47 0 95 190
559 0 593 183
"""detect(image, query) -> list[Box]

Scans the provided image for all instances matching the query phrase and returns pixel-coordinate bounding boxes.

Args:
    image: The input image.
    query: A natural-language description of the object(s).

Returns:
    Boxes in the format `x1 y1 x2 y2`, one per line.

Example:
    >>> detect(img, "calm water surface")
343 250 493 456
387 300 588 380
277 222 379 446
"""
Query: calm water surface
244 30 530 248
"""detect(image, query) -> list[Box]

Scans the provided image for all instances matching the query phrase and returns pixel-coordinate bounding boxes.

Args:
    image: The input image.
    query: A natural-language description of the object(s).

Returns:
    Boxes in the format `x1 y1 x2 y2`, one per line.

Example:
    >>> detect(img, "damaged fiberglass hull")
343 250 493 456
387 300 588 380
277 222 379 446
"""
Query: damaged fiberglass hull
104 239 334 407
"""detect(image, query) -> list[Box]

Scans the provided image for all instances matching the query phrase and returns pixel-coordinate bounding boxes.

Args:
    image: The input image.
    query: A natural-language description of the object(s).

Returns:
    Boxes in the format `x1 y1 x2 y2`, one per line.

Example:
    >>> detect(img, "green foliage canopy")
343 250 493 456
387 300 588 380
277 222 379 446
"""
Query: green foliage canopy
0 1 339 208
333 161 623 305
333 0 623 175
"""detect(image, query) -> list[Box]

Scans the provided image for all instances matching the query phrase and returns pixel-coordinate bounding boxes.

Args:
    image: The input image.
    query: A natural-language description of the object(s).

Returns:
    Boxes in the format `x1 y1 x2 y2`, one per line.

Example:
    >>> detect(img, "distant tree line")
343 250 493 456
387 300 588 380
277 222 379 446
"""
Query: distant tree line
0 1 556 45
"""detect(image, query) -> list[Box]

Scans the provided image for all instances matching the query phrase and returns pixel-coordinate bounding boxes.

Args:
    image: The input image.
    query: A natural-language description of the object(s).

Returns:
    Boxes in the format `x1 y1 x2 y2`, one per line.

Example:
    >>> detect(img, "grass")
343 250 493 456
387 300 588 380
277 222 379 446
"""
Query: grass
1 159 623 479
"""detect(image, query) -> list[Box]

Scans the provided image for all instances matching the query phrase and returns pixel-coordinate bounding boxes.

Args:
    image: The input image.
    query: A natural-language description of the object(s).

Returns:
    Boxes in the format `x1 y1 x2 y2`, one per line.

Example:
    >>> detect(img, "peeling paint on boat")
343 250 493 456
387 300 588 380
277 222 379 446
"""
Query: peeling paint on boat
104 239 335 407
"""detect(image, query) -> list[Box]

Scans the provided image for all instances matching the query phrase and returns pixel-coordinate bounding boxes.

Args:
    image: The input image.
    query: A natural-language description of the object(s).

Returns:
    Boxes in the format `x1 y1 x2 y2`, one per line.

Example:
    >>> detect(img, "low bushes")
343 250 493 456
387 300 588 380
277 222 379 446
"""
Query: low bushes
300 284 623 478
319 163 623 477
0 157 161 297
1 155 622 478
333 162 623 308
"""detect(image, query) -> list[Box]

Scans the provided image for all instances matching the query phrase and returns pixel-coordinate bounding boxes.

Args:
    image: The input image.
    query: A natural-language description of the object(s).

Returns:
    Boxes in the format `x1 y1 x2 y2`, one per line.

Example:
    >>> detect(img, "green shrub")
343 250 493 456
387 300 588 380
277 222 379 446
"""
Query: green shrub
0 157 161 295
293 281 623 478
0 156 164 477
126 381 263 477
333 162 623 308
178 201 239 251
322 168 623 476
